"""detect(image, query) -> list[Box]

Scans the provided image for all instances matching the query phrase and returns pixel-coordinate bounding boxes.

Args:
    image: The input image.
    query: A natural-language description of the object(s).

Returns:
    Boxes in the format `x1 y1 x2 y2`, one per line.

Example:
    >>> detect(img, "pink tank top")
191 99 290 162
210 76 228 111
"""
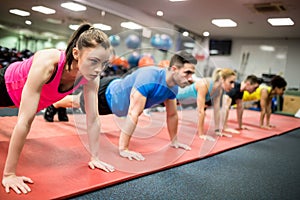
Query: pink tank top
5 51 88 112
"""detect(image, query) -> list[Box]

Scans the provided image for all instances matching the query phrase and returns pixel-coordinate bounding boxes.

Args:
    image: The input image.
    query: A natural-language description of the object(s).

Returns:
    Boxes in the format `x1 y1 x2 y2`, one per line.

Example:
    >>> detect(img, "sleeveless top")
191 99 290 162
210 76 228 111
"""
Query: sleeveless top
177 79 214 103
4 51 88 112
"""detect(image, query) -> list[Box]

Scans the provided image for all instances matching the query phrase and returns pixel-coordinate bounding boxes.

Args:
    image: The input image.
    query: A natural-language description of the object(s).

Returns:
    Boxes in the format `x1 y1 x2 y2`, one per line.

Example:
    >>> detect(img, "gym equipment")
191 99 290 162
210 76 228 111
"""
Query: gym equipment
127 52 141 68
125 34 141 49
109 35 121 47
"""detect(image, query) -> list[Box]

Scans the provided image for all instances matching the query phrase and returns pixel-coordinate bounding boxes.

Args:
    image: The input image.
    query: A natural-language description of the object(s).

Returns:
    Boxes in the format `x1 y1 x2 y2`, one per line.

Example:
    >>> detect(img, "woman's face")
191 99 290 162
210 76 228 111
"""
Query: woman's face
222 75 236 92
74 45 110 81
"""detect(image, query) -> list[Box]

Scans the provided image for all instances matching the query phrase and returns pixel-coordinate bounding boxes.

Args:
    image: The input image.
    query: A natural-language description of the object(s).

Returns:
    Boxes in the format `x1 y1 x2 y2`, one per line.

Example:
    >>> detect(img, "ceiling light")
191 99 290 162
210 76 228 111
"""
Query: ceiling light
25 20 32 25
212 19 237 27
267 18 294 26
9 9 30 17
203 31 210 37
182 31 189 37
93 23 112 31
61 2 87 12
156 11 163 16
32 6 56 14
120 22 142 30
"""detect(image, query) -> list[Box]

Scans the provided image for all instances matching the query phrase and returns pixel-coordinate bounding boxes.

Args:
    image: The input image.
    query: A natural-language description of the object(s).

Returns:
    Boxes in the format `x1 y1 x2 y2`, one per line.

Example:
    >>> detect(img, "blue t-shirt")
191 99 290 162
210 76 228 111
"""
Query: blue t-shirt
105 66 178 117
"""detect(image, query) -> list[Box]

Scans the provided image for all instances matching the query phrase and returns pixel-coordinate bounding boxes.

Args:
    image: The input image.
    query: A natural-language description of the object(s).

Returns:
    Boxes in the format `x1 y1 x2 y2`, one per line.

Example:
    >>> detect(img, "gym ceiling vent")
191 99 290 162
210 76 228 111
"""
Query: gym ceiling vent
247 2 286 13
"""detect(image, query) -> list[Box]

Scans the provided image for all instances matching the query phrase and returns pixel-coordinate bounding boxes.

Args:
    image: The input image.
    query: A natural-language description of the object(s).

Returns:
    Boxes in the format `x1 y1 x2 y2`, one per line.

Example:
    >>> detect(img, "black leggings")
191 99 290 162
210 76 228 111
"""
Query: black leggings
0 67 14 107
80 76 119 115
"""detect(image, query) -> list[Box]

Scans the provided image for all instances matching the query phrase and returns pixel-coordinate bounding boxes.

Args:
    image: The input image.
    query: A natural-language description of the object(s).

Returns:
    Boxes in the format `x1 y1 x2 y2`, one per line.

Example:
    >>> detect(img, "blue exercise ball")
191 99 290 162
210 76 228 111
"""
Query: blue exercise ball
127 52 141 68
109 35 121 47
125 34 141 49
150 34 161 48
160 34 173 50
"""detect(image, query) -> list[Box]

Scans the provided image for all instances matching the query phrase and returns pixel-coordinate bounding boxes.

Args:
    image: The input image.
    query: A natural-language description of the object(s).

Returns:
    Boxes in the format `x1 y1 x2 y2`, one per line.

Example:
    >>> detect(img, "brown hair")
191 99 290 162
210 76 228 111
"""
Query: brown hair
169 50 197 69
65 23 111 71
245 74 262 85
270 75 287 89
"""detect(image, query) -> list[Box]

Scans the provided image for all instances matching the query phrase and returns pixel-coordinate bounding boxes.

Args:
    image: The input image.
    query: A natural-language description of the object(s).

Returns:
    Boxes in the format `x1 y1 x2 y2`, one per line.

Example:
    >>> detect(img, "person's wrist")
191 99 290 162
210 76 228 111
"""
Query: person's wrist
3 172 15 177
119 148 128 152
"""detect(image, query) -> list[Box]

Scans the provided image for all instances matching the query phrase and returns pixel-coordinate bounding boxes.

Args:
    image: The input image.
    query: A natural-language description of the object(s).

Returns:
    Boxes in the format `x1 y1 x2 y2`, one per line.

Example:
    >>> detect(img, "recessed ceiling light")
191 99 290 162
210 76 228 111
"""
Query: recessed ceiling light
9 9 30 17
25 20 32 25
267 18 294 26
120 22 142 30
32 6 56 14
93 23 112 31
182 31 189 37
203 31 210 37
212 19 237 27
156 11 164 16
61 2 87 12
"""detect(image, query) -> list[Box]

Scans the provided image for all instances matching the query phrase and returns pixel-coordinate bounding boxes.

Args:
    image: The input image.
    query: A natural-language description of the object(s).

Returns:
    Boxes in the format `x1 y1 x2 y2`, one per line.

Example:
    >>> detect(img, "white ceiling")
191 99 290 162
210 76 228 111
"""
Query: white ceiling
0 0 299 40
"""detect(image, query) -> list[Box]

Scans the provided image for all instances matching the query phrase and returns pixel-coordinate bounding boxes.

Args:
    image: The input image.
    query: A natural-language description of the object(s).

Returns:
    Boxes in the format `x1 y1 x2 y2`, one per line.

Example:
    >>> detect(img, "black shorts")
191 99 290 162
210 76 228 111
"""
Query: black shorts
0 66 14 107
80 76 119 115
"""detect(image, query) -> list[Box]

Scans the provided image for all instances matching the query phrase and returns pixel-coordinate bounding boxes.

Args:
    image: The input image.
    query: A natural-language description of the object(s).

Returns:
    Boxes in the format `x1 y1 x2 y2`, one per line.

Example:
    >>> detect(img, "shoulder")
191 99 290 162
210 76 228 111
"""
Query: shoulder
139 66 162 74
33 49 61 64
34 48 61 57
195 78 209 89
31 49 61 74
136 67 164 80
34 49 62 65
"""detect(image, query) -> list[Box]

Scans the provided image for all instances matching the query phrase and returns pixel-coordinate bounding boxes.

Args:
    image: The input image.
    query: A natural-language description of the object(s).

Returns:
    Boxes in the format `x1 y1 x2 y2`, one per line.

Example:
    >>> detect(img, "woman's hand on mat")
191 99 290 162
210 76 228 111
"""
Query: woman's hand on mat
260 125 274 129
119 149 145 161
216 132 233 138
2 174 33 194
199 135 216 142
88 158 115 172
224 128 240 134
170 141 191 150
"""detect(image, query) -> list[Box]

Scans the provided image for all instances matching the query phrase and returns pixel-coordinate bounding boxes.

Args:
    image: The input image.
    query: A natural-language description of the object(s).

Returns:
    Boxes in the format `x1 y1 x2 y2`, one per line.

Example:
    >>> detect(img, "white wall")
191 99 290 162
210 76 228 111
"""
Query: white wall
210 38 300 89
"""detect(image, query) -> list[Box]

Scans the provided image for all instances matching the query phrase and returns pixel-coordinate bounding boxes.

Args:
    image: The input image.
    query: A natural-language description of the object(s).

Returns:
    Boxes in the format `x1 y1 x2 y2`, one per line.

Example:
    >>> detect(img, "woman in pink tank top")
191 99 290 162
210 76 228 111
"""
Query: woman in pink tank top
1 23 115 195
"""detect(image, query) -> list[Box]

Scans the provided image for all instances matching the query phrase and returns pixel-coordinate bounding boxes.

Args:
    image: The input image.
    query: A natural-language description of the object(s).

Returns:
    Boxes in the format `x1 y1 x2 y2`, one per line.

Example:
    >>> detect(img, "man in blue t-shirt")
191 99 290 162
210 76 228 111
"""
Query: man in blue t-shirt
92 51 197 161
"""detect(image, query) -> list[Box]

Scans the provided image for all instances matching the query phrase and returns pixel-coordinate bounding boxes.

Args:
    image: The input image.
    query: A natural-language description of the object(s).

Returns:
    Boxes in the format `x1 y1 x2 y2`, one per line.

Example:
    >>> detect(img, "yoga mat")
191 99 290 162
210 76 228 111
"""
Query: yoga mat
0 109 299 199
